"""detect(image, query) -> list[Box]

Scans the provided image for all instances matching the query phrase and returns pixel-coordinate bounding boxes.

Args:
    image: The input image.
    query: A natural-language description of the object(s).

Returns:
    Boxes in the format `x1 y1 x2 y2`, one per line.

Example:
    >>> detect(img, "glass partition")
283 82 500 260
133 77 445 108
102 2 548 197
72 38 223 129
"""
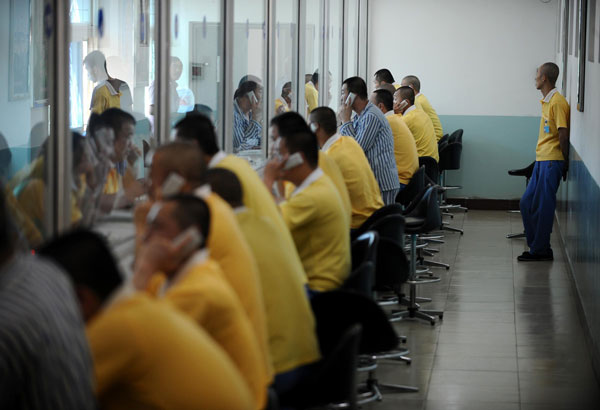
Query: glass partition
0 0 51 248
170 0 222 131
302 0 322 118
326 0 343 113
344 0 359 79
274 0 297 116
66 0 155 241
231 0 267 164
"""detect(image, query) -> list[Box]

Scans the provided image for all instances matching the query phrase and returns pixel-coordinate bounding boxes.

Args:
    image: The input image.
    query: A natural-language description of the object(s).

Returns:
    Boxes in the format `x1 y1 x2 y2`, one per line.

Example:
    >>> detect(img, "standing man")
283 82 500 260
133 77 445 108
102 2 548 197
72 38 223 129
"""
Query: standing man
339 77 400 204
401 75 444 141
305 71 319 114
518 62 570 262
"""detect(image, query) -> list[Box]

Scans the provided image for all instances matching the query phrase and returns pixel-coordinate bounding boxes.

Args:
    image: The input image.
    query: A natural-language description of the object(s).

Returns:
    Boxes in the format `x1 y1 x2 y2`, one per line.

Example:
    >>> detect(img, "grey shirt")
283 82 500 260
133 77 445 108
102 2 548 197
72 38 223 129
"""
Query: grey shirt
0 255 95 409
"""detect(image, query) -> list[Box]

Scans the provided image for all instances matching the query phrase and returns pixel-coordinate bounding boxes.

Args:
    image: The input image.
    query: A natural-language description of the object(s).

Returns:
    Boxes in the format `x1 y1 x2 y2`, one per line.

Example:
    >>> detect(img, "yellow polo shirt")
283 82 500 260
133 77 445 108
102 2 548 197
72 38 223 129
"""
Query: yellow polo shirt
275 98 291 114
197 189 273 382
281 170 351 291
416 93 443 141
212 153 297 254
283 151 352 226
103 167 121 195
384 113 420 185
147 255 270 409
323 135 384 228
536 89 570 161
402 106 439 162
87 292 254 410
305 82 318 114
90 83 121 114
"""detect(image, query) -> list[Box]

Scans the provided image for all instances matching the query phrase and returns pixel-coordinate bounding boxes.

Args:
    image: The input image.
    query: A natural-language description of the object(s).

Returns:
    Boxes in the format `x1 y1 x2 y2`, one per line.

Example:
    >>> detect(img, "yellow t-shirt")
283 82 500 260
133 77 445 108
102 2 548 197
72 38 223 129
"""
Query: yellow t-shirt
103 167 121 195
90 83 121 114
87 293 254 410
199 190 273 383
280 171 351 292
282 151 352 226
416 94 443 141
235 209 321 374
214 154 297 257
147 257 270 409
324 135 384 228
305 82 318 114
536 90 570 161
402 107 439 162
4 185 43 246
275 98 291 114
385 114 420 185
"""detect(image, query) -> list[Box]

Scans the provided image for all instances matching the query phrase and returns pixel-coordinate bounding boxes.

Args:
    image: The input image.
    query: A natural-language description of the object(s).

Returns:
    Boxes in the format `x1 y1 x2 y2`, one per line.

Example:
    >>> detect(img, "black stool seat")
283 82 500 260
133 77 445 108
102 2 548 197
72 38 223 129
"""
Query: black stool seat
508 161 535 178
404 216 425 229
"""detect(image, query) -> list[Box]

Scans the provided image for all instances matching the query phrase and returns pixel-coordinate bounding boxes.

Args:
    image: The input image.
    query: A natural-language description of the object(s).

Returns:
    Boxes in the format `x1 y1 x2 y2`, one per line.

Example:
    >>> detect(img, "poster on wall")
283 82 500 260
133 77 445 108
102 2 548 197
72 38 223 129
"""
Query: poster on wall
577 0 587 112
32 0 48 106
9 0 31 101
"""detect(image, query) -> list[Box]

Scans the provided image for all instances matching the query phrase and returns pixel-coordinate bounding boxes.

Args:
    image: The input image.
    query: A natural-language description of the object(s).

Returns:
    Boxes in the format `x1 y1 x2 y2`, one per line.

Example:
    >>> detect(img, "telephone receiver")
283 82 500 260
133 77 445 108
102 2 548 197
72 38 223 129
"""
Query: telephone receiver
247 90 259 105
172 226 203 259
397 99 409 111
161 172 185 197
345 92 356 106
282 152 304 170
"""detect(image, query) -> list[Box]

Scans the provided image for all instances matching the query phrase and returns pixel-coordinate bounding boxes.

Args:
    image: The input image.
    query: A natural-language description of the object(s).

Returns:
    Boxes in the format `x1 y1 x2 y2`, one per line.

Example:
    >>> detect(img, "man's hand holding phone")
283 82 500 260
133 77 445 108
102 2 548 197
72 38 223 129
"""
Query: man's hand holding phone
263 153 288 190
339 92 355 123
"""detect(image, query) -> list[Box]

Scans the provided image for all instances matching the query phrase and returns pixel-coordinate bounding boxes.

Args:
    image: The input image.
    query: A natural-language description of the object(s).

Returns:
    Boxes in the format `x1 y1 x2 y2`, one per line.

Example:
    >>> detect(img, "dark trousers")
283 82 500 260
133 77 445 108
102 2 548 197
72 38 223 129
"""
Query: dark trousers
519 160 564 255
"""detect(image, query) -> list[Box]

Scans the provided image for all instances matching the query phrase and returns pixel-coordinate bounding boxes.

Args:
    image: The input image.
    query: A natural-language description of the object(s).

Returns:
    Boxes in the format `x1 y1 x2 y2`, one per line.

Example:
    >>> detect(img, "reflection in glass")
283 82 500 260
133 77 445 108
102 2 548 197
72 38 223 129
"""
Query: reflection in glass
232 0 266 157
303 0 321 117
326 0 343 113
344 0 359 78
274 0 296 115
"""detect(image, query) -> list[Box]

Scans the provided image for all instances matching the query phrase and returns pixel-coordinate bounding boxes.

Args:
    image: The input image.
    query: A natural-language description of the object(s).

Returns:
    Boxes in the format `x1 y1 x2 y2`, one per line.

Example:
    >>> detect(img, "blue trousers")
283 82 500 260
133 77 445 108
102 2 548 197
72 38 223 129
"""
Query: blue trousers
519 160 564 255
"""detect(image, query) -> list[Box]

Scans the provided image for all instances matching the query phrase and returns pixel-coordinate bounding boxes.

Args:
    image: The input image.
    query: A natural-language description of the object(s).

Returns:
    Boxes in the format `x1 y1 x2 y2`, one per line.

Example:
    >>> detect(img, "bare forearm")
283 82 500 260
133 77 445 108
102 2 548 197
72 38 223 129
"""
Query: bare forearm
558 128 569 162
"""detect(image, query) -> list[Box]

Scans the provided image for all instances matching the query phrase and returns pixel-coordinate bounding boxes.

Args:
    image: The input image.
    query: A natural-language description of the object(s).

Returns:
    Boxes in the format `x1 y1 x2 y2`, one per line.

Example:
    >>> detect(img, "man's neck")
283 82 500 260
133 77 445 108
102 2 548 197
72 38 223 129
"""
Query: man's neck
288 166 315 187
96 72 108 83
354 99 368 115
540 83 555 98
317 133 335 148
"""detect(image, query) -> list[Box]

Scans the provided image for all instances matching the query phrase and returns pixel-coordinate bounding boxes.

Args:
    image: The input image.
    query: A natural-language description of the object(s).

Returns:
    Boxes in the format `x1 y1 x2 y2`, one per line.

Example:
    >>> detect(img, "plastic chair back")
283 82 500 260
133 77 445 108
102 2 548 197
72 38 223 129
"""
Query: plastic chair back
439 142 462 173
351 204 403 240
405 186 441 233
351 231 379 270
449 128 463 144
374 238 410 291
396 166 425 207
419 156 439 184
342 261 375 298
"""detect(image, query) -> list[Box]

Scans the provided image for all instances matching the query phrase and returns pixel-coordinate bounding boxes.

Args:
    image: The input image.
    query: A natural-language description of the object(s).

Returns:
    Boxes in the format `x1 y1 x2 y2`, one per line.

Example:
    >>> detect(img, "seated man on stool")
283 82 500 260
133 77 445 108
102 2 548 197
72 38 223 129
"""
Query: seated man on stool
263 131 350 296
394 86 439 162
518 62 570 262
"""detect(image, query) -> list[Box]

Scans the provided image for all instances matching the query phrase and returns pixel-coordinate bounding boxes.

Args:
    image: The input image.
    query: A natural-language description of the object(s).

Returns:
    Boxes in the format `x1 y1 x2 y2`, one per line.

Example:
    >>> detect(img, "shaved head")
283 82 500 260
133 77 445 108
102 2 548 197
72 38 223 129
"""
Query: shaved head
539 62 559 85
377 83 397 96
152 142 207 192
401 75 421 92
396 86 415 105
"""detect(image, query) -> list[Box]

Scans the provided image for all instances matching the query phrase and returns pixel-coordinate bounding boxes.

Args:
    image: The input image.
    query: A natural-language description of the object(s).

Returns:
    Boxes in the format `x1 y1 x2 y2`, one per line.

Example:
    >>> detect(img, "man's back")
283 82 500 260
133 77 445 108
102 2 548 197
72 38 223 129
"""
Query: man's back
147 255 270 409
317 151 352 223
0 255 95 409
87 293 254 410
339 102 399 194
325 135 384 228
236 209 321 374
415 93 443 141
280 171 351 291
403 107 439 162
385 114 419 185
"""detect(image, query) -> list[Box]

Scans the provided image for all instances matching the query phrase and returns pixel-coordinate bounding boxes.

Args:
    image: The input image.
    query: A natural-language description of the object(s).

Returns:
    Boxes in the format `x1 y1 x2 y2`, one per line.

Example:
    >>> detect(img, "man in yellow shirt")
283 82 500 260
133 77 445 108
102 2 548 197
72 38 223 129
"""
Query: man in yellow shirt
263 131 351 294
142 142 272 382
39 230 254 410
518 62 570 262
401 75 444 141
206 168 321 395
133 195 270 409
305 71 319 114
370 89 419 189
174 114 297 254
309 106 384 227
394 86 439 162
373 68 400 89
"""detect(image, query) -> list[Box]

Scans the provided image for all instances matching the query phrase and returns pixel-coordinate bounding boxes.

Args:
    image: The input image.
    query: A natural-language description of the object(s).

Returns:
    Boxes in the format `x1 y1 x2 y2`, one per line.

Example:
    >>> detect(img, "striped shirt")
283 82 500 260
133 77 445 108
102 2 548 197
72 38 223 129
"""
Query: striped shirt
340 102 400 193
233 100 262 152
0 255 95 409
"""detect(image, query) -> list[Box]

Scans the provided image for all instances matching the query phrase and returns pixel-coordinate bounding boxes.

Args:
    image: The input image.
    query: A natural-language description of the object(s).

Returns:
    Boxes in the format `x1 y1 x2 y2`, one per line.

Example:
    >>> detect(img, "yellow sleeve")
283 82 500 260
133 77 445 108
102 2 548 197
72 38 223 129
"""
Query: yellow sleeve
283 180 295 200
87 311 139 396
91 88 108 114
553 100 570 130
281 194 317 232
305 85 318 113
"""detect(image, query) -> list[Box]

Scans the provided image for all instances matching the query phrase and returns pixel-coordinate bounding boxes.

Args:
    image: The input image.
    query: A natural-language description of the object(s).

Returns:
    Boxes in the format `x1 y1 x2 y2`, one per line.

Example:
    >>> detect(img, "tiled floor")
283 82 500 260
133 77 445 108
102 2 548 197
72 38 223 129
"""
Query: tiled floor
365 210 600 410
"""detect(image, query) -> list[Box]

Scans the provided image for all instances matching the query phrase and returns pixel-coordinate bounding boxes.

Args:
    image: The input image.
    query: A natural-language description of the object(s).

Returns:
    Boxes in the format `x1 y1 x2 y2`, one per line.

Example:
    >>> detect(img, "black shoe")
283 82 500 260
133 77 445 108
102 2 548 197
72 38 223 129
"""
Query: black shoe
517 251 553 262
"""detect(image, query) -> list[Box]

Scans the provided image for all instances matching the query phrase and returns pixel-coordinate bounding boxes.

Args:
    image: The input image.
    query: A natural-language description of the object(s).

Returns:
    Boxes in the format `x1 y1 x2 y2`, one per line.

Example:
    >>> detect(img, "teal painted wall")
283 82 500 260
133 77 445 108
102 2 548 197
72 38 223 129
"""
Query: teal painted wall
439 115 541 199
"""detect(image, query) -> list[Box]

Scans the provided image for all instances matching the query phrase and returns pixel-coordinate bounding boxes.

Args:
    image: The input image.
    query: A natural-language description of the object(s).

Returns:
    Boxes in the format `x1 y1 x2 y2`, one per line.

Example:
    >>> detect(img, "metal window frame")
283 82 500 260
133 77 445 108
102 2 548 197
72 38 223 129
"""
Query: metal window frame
296 0 307 116
223 0 234 153
357 0 369 80
318 0 327 108
156 0 171 144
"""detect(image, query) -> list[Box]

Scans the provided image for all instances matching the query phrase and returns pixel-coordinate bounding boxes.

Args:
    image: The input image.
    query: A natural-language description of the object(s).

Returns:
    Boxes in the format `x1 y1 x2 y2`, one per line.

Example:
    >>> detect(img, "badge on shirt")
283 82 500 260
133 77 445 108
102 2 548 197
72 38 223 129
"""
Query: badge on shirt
543 119 550 134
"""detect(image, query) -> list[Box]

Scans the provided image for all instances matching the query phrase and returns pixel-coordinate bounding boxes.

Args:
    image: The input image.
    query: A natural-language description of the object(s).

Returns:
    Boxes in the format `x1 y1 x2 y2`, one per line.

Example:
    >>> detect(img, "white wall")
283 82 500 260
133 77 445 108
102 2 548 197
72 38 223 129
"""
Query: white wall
368 0 559 117
559 1 600 185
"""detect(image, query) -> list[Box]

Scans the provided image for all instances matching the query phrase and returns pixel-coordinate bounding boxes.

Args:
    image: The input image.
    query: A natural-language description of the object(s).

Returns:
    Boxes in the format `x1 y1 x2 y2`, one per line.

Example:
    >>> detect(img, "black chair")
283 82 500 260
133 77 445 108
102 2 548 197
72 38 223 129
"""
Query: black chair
448 128 463 144
419 156 439 185
350 204 404 241
396 186 445 325
438 142 468 215
396 166 426 208
343 232 379 298
506 161 535 239
309 291 419 405
438 133 449 147
350 231 379 270
279 324 362 409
